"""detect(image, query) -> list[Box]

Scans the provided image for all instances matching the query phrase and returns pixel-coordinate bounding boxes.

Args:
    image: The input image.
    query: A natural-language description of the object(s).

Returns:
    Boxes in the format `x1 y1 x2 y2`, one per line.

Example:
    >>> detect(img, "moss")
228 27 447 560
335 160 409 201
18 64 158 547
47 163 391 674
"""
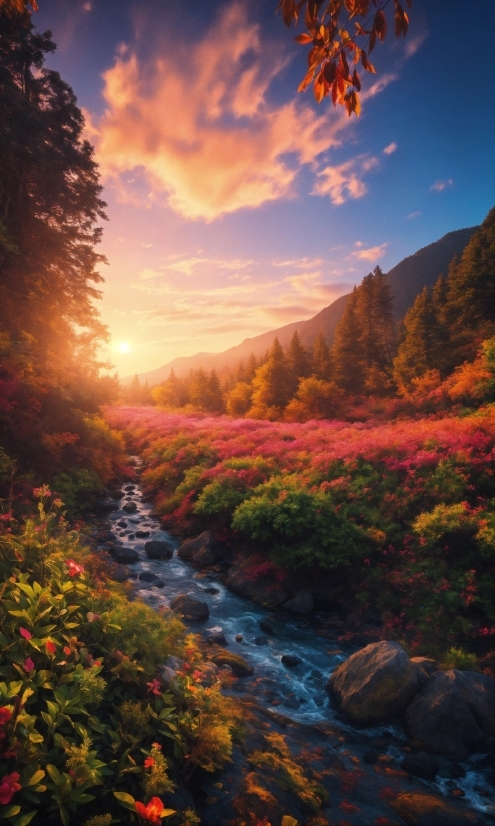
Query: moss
209 648 254 677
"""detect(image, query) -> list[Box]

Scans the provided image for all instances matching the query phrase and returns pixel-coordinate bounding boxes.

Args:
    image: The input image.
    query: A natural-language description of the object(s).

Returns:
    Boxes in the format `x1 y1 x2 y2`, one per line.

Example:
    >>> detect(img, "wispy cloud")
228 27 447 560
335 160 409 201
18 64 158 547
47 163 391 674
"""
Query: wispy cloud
351 243 388 261
407 210 422 219
430 178 454 192
312 154 379 205
383 142 397 155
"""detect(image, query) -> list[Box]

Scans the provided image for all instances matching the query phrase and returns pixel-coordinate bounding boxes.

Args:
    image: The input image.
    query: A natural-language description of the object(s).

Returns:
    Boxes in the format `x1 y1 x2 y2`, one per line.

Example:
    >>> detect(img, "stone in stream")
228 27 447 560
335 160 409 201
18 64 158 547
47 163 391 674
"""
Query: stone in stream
191 545 221 567
226 554 288 607
282 590 314 615
144 540 174 560
109 488 125 499
400 752 466 782
117 520 127 528
178 530 218 562
410 656 439 678
235 634 243 642
281 654 302 668
405 669 495 760
170 594 209 621
209 650 253 677
127 534 135 540
207 631 228 646
388 792 485 825
138 571 162 583
259 618 275 635
111 566 129 583
124 485 135 491
95 498 119 512
135 530 150 538
328 640 426 725
113 547 139 564
122 501 137 513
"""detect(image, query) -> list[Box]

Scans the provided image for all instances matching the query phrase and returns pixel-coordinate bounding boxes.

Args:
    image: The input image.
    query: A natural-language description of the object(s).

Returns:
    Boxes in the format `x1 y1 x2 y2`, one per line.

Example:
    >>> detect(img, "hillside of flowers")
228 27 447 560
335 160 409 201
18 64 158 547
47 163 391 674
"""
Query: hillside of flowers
106 404 495 671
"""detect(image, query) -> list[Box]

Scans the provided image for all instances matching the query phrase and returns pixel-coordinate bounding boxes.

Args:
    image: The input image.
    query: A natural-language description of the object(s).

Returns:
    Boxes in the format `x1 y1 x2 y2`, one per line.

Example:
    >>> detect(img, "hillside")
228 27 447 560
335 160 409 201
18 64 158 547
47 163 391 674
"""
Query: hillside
127 225 477 384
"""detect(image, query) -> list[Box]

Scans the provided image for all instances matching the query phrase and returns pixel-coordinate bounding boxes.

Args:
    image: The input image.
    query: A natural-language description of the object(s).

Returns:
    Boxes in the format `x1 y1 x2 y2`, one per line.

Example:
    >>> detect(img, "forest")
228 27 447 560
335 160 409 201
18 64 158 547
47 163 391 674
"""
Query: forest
1 2 495 826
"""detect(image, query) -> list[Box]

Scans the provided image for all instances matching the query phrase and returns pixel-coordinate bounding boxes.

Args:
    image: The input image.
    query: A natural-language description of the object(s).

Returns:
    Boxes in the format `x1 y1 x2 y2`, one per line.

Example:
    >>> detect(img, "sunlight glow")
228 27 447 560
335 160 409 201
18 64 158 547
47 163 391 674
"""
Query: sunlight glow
115 341 131 354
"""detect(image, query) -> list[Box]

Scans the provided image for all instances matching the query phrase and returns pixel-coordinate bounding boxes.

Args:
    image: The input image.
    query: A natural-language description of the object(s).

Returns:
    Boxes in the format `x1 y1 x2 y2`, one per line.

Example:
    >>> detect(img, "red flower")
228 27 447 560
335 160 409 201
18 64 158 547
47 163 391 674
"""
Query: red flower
63 646 71 656
144 757 155 768
20 627 32 640
0 772 21 805
24 657 35 673
0 707 12 726
65 558 84 577
135 797 167 823
146 679 161 696
46 641 57 655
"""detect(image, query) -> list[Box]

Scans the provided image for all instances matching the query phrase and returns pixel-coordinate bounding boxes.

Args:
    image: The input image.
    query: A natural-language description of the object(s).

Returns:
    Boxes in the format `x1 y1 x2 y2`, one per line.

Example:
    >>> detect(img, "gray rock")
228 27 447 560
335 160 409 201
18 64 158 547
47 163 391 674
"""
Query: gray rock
124 485 136 491
117 520 127 528
207 631 228 646
328 640 427 724
122 501 137 513
178 530 218 561
111 566 129 583
95 498 119 512
283 590 314 614
165 655 186 671
410 656 440 678
281 654 302 667
113 547 139 564
144 540 174 559
191 545 221 567
109 489 125 499
198 662 220 686
138 571 162 583
135 530 151 538
160 665 182 697
170 594 209 621
259 619 275 635
405 669 495 759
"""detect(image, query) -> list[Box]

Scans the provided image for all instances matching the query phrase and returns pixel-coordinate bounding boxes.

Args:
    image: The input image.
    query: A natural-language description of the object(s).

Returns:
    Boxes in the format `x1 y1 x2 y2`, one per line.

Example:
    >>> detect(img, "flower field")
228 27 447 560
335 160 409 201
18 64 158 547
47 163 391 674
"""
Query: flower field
107 405 495 667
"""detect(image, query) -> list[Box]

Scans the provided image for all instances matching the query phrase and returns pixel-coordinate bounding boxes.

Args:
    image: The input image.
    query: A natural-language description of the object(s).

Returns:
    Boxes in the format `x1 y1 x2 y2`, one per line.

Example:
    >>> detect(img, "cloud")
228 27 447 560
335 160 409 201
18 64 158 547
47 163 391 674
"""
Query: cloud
404 33 428 59
89 3 350 222
407 210 422 219
312 154 379 205
141 243 153 248
383 142 397 155
430 179 454 192
352 243 388 261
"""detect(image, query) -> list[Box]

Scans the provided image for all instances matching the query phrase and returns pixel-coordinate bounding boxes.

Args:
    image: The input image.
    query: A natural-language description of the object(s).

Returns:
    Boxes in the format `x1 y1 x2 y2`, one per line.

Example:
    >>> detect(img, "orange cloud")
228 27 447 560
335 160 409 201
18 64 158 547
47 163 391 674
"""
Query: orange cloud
312 155 379 205
352 243 388 261
90 3 347 221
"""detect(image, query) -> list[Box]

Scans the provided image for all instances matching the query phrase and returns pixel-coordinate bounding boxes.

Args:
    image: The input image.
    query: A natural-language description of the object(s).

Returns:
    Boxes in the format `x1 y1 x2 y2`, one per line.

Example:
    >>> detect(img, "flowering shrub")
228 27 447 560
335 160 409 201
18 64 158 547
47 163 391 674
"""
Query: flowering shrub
0 488 237 825
105 405 495 664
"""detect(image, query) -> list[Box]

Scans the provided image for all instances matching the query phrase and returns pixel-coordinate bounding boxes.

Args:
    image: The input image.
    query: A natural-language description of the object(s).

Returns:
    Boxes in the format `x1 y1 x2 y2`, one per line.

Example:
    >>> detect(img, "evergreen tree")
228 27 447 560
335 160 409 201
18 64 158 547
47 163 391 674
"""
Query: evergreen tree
311 330 332 380
249 337 291 416
331 289 365 393
356 266 395 375
393 287 443 391
287 330 311 394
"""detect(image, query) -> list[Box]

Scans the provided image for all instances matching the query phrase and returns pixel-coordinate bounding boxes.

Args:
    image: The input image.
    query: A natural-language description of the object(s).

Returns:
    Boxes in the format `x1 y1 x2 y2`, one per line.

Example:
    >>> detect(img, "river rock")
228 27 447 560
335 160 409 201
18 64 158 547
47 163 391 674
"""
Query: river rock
138 571 162 583
135 530 150 538
388 791 484 825
259 619 275 635
111 566 129 583
226 554 288 607
95 497 119 512
117 520 127 528
281 654 302 668
401 752 465 782
170 594 209 621
209 650 253 677
109 488 125 499
207 631 228 646
198 662 219 686
191 545 221 567
411 656 440 677
328 640 426 724
178 530 218 561
144 540 174 559
405 669 495 759
283 590 314 614
160 665 182 697
122 501 137 513
124 485 136 491
165 655 186 671
113 547 139 564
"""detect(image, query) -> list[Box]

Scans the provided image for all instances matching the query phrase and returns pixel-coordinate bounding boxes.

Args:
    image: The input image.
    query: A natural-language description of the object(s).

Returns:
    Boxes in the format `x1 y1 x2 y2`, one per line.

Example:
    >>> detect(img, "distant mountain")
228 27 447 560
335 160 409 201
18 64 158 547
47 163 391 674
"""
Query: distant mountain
125 226 477 385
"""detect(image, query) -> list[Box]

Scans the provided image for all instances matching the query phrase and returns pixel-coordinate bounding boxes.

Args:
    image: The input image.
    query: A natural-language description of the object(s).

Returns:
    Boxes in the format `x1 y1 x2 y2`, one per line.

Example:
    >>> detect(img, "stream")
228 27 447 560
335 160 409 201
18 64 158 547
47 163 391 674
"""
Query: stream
97 470 495 820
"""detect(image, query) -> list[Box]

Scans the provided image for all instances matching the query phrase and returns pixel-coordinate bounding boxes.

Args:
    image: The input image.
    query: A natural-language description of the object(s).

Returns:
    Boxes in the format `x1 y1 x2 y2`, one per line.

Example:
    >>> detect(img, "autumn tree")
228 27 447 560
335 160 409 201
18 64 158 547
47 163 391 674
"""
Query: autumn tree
287 330 311 395
393 287 443 392
331 288 365 392
312 330 332 380
249 338 292 418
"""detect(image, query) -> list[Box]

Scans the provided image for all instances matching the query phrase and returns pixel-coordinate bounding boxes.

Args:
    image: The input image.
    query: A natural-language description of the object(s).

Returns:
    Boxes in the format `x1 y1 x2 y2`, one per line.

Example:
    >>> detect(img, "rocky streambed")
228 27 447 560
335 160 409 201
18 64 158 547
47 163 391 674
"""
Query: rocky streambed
90 471 495 825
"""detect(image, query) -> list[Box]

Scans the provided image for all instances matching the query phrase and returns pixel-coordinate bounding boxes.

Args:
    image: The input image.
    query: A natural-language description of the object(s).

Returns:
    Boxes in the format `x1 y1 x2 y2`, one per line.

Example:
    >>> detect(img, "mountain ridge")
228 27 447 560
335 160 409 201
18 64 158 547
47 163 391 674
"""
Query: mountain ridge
124 225 478 385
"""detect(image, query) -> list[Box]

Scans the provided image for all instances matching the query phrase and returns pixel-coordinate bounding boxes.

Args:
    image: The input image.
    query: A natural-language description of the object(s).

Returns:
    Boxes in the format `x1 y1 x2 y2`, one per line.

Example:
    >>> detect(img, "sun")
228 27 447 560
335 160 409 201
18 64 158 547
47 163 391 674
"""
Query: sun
116 341 131 354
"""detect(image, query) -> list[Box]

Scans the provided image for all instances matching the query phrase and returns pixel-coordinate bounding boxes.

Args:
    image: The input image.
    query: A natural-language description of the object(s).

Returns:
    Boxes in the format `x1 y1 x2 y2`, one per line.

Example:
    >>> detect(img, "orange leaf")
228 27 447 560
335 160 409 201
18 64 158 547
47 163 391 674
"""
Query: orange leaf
294 33 313 44
298 65 316 92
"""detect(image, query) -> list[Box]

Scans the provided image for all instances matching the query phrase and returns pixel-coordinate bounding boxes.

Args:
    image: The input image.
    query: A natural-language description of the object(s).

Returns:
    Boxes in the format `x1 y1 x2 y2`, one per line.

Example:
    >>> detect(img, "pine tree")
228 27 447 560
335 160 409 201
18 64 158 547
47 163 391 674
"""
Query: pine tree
311 330 332 380
331 289 365 393
249 337 292 416
287 330 311 395
393 286 443 391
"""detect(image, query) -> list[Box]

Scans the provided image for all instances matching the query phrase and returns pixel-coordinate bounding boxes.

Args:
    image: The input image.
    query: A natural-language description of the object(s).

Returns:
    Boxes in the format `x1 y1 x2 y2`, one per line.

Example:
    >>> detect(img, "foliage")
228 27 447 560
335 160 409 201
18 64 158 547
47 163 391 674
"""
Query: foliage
0 487 237 825
277 0 411 116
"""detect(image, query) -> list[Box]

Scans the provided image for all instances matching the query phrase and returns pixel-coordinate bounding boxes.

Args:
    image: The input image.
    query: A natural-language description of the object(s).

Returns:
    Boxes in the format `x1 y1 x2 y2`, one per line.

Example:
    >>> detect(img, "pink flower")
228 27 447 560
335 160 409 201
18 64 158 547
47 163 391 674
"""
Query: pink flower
24 657 35 673
146 679 161 696
46 641 56 655
0 772 21 805
65 559 84 577
144 756 155 768
0 513 12 523
20 627 32 640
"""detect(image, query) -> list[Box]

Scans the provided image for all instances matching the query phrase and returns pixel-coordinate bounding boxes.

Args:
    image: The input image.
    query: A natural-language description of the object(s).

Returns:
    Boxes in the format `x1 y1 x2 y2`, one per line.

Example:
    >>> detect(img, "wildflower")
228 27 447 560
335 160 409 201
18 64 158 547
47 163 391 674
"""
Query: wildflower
53 498 63 508
135 796 168 824
151 742 162 750
0 772 21 805
0 513 12 523
0 708 12 726
65 558 84 577
24 657 35 673
86 612 101 622
192 670 202 682
33 485 50 498
46 641 57 655
144 757 155 768
146 679 161 696
63 646 71 656
19 627 32 640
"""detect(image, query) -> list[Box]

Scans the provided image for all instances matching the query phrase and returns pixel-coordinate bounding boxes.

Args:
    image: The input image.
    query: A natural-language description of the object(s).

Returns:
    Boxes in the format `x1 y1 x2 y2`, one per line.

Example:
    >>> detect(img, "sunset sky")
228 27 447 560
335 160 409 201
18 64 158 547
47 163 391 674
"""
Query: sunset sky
35 0 495 377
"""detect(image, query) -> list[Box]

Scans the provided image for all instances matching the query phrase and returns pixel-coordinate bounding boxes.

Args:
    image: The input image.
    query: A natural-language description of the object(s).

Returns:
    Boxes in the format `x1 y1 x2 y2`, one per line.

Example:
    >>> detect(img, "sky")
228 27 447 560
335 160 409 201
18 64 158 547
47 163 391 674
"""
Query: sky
35 0 495 377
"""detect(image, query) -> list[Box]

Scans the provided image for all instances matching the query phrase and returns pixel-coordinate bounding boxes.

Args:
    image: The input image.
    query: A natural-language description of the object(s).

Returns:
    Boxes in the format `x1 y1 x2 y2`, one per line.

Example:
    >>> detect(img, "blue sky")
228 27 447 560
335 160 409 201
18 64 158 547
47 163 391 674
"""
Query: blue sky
36 0 495 375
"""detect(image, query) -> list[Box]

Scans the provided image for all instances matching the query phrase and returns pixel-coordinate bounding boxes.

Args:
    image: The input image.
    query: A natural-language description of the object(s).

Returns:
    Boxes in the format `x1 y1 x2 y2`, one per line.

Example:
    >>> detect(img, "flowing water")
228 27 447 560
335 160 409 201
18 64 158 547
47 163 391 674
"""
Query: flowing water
99 472 495 818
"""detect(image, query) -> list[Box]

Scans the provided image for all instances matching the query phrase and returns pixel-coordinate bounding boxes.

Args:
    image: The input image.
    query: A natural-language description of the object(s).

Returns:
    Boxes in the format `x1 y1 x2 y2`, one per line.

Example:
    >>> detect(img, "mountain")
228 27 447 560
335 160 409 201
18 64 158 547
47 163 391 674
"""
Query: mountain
125 226 477 385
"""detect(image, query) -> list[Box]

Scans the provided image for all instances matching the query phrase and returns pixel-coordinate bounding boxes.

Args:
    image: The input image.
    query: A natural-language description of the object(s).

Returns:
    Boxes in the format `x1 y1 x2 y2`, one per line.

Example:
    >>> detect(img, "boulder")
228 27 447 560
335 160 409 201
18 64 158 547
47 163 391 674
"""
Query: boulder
135 530 151 538
209 650 253 677
191 545 221 567
259 619 275 635
401 752 466 782
124 485 136 491
111 566 129 583
405 669 495 760
109 488 125 499
144 540 174 560
170 594 209 621
388 792 484 825
283 590 314 614
160 665 182 698
198 662 220 686
113 547 139 564
328 640 426 724
178 530 218 561
226 554 288 607
165 655 186 671
207 631 228 646
122 501 137 513
411 656 440 678
281 654 302 668
117 520 127 528
138 571 162 583
95 498 119 512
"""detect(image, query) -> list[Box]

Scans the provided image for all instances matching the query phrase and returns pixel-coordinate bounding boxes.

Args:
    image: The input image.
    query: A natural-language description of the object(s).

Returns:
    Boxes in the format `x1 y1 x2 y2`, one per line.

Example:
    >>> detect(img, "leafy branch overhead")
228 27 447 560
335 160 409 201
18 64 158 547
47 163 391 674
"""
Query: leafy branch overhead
277 0 411 115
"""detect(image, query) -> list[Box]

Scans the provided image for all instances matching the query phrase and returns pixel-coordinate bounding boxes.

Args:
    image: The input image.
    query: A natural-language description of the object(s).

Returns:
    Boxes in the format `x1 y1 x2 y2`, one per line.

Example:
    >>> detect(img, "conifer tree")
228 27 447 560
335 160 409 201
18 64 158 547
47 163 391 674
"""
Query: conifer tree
311 330 332 380
249 337 291 417
393 286 443 391
287 330 311 395
331 288 365 393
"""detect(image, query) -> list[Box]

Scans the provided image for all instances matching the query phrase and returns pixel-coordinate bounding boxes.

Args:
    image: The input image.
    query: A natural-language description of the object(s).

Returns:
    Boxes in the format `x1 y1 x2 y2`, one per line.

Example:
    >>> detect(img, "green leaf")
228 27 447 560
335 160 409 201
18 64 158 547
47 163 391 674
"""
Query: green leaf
12 812 37 826
25 770 45 786
1 805 21 817
46 763 63 785
113 791 136 811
